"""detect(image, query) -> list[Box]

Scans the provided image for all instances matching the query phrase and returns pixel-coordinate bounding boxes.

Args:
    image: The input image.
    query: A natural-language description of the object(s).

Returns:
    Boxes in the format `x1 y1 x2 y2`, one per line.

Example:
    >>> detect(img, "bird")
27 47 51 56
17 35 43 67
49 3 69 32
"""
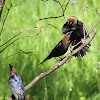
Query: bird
40 31 73 64
62 16 91 57
8 64 25 100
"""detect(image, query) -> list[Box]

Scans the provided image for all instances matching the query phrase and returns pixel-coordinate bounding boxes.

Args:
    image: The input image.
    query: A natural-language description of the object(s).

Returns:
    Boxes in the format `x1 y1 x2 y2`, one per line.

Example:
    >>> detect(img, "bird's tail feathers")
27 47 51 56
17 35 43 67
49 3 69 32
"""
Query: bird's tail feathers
39 57 49 65
74 46 89 57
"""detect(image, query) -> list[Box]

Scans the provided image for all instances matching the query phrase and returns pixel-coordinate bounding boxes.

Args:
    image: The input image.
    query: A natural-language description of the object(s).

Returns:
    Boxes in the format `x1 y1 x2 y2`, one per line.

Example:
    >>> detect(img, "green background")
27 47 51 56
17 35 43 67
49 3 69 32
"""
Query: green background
0 0 100 100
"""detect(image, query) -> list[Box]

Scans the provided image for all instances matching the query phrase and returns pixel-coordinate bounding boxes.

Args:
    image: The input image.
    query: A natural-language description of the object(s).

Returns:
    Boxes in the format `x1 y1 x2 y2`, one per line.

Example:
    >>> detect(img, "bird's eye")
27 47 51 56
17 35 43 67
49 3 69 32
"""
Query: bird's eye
69 21 73 25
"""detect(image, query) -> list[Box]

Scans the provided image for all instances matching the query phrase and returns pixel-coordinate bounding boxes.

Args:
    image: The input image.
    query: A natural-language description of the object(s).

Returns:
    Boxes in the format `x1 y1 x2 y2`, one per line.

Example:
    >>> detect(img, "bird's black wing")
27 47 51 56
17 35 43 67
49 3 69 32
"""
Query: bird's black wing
39 40 69 64
62 22 70 34
73 21 91 57
78 21 91 46
49 40 69 57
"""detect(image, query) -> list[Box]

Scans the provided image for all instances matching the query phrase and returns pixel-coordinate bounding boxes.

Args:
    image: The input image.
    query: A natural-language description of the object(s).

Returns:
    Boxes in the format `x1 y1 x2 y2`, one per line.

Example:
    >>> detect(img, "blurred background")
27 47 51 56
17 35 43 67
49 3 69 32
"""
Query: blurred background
0 0 100 100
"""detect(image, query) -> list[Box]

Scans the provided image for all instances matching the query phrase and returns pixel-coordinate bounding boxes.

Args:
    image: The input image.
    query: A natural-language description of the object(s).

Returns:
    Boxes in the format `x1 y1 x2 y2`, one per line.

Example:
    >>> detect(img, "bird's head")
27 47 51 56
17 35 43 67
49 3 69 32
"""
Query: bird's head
9 64 18 76
62 16 77 34
63 31 73 41
67 16 77 27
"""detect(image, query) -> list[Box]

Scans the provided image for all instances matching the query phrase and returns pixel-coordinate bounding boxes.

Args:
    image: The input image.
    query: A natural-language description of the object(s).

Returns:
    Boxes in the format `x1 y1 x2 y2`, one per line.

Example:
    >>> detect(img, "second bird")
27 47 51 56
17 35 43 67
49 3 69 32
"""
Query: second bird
40 31 73 64
8 64 25 100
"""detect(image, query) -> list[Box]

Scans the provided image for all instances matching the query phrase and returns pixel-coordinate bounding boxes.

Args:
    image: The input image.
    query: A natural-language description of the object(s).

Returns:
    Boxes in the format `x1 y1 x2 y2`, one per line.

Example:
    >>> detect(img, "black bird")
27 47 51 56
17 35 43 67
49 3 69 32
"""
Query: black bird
40 31 73 64
8 64 25 100
62 16 91 57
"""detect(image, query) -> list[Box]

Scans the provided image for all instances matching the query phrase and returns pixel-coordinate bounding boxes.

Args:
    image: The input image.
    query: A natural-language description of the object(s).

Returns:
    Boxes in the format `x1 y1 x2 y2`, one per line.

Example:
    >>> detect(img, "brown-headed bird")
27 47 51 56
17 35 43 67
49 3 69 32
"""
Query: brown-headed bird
8 64 25 100
62 16 91 57
40 31 73 64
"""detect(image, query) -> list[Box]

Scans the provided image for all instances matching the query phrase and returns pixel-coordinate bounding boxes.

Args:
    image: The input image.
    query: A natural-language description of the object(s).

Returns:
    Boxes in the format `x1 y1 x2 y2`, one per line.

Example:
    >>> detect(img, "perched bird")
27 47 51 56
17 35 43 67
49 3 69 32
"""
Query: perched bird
8 64 25 100
40 31 73 64
62 16 91 57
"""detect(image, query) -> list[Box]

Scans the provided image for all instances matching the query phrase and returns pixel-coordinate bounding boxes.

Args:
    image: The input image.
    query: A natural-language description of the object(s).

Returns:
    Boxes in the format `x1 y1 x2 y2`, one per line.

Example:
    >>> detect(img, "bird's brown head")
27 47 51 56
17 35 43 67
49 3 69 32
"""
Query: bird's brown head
67 16 77 27
62 31 73 45
9 64 18 76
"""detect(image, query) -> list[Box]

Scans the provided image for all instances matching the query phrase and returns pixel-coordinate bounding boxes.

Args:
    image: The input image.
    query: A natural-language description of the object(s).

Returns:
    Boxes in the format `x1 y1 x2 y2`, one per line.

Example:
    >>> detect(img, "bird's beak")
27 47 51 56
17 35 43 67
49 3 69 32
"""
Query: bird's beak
69 31 73 35
69 22 73 25
9 64 13 70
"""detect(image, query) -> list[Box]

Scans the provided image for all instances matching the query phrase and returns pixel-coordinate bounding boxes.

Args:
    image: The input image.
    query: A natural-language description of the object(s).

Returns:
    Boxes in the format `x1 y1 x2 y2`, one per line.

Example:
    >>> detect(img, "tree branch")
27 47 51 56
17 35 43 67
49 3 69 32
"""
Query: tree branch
0 30 41 53
7 25 97 100
0 27 40 47
8 23 98 100
24 25 97 91
39 0 70 21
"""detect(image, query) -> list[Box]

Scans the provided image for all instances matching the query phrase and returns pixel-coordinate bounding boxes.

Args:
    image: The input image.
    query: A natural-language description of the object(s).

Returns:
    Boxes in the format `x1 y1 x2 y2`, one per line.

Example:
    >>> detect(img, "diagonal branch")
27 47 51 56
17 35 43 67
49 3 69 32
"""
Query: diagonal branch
7 24 97 100
0 30 41 53
24 25 97 91
0 27 40 47
8 24 98 100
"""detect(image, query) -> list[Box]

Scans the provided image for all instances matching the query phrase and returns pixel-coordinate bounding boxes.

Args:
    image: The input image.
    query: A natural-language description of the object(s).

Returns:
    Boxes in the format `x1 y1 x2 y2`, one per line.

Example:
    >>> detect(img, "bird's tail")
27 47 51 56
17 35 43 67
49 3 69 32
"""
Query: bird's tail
74 36 91 57
74 46 89 57
39 57 50 65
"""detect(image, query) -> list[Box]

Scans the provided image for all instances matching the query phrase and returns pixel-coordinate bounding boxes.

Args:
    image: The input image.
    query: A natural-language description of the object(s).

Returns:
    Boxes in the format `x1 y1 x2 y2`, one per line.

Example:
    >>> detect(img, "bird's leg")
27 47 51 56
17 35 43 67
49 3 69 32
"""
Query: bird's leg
54 57 59 62
70 43 74 53
58 57 63 61
11 95 16 100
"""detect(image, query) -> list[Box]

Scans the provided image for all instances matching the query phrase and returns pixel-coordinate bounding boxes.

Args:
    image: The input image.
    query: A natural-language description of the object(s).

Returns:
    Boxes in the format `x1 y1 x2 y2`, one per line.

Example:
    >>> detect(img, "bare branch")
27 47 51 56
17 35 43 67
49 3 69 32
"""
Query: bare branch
96 9 100 16
70 0 96 9
7 24 98 100
0 27 40 47
39 0 70 21
89 20 100 34
0 3 12 36
4 48 53 59
19 48 53 54
12 0 25 7
39 15 64 20
24 25 97 91
0 30 41 53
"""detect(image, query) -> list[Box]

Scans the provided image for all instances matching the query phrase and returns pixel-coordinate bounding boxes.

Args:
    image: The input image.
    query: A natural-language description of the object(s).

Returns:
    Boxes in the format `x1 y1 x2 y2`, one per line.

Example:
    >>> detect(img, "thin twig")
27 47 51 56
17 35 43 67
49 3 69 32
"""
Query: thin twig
24 25 97 91
7 25 97 100
12 0 25 7
88 20 100 34
39 15 64 20
4 48 52 59
18 48 53 54
0 27 40 47
70 0 96 9
96 9 100 16
39 0 70 21
0 30 41 53
0 3 12 35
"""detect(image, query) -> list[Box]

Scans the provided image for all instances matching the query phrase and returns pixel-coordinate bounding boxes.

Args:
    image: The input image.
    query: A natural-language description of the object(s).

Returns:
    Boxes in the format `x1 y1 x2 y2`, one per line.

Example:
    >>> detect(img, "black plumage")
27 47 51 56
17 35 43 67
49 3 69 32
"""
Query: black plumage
40 31 73 64
62 16 91 57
